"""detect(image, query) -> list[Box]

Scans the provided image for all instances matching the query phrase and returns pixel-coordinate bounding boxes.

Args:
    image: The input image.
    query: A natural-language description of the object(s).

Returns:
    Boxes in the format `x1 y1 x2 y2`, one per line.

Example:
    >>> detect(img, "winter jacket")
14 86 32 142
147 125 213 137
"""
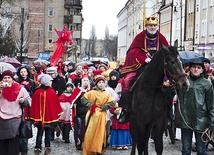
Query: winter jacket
175 76 214 131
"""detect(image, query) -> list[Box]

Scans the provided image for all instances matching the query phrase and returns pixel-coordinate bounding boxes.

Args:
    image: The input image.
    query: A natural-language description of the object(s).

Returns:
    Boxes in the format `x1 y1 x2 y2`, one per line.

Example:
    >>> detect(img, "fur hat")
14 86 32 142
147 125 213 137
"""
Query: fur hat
95 76 105 85
1 70 13 80
38 74 53 85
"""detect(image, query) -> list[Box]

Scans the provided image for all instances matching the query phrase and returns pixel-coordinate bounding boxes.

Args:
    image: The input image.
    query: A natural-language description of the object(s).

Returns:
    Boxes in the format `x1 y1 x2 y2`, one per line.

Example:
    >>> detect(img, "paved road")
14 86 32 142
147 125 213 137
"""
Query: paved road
27 127 214 155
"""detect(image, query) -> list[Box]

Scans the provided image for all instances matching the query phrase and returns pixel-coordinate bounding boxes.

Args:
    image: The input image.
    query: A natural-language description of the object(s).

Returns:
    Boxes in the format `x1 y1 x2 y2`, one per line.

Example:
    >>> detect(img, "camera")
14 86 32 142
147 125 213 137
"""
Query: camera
2 82 9 87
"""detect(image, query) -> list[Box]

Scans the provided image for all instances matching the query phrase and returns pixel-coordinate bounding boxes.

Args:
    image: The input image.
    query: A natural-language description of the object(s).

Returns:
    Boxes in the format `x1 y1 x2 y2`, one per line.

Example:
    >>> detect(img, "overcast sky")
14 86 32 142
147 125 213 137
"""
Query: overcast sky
82 0 127 39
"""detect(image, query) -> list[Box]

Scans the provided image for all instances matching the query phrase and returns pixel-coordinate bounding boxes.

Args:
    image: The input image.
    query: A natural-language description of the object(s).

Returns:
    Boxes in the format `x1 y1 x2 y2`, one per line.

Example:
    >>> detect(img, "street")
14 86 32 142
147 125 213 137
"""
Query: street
27 127 214 155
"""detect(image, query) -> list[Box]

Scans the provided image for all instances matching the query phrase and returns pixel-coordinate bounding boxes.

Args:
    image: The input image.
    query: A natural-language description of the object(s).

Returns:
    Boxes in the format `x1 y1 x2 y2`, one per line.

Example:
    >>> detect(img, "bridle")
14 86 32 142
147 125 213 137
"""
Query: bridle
163 57 188 84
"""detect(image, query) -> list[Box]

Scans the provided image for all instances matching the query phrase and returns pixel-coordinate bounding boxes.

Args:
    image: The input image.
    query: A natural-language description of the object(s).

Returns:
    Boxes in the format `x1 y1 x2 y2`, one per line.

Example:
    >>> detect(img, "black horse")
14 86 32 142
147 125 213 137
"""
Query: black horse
130 40 189 155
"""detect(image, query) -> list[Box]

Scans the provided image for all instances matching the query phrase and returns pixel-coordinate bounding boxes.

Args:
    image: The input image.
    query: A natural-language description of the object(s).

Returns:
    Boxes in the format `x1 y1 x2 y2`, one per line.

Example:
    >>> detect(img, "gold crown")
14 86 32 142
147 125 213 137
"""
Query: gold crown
145 16 158 25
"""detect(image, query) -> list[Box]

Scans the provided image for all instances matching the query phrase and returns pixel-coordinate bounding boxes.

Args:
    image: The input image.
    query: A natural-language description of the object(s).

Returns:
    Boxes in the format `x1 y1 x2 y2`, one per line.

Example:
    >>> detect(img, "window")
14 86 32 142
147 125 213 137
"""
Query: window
209 20 214 35
48 39 53 47
69 24 76 30
48 24 53 31
201 20 206 37
48 8 54 17
202 0 208 9
5 7 11 14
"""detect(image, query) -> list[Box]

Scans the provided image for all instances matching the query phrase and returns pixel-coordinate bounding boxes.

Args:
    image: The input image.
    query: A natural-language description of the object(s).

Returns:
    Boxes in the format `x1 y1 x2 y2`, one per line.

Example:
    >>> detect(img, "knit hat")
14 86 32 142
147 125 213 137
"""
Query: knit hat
109 70 119 79
68 62 75 68
83 65 89 70
95 76 105 85
93 70 103 77
81 74 89 80
38 74 53 85
46 66 57 74
99 63 108 70
66 82 74 89
73 78 81 87
1 70 13 80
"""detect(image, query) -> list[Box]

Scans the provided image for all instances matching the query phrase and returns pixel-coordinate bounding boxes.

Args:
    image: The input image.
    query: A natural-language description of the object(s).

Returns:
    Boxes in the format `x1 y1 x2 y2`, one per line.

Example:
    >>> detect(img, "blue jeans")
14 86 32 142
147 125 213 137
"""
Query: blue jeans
19 138 28 153
181 128 207 155
35 125 51 149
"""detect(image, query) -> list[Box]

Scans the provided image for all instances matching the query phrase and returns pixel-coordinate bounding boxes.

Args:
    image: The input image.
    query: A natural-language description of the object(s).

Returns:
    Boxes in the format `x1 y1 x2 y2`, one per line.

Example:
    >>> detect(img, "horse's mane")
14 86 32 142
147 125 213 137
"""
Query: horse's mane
136 45 178 77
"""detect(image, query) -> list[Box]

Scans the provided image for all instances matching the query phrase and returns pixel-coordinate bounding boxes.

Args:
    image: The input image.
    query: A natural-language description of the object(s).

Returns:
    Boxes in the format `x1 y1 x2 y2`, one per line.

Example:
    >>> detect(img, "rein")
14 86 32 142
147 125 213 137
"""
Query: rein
163 58 188 83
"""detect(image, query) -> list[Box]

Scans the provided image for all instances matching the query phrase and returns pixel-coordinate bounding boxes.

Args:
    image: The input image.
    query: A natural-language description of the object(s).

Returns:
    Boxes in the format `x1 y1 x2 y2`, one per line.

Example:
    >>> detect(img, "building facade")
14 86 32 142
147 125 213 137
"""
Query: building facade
117 0 214 62
0 0 83 63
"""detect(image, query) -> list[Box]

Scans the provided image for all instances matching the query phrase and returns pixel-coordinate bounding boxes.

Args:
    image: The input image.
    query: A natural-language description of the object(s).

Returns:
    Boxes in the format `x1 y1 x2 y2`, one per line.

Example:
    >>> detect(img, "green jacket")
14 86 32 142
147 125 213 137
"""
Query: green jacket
175 75 214 131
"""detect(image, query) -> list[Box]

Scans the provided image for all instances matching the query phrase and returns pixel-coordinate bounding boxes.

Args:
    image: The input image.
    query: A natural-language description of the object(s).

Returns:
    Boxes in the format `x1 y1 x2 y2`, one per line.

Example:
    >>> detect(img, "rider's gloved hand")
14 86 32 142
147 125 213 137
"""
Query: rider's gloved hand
145 58 151 63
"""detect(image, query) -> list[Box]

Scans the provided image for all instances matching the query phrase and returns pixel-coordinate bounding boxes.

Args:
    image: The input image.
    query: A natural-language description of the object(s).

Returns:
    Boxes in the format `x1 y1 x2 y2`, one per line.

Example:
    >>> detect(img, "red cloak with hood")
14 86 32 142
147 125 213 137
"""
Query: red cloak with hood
30 87 63 124
121 30 169 75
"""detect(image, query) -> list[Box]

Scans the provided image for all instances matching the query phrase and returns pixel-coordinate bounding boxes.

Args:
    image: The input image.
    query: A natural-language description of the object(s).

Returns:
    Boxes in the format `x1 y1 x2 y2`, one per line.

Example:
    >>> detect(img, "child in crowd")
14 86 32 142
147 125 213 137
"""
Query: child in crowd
58 82 74 143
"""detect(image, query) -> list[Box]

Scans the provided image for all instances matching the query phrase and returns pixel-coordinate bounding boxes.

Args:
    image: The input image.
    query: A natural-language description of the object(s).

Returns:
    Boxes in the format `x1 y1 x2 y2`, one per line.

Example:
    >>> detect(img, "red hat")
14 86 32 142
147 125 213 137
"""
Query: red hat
81 74 89 80
93 70 103 77
1 70 14 80
83 65 89 70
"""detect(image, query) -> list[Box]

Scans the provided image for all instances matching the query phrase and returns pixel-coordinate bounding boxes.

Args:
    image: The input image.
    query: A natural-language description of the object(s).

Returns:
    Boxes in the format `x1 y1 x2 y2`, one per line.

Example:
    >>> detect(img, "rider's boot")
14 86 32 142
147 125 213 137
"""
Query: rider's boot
118 92 130 124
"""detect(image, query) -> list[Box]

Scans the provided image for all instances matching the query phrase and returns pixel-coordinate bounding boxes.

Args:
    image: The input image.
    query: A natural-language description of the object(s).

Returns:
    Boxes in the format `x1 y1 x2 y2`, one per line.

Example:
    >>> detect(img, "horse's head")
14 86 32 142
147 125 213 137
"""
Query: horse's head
162 40 189 91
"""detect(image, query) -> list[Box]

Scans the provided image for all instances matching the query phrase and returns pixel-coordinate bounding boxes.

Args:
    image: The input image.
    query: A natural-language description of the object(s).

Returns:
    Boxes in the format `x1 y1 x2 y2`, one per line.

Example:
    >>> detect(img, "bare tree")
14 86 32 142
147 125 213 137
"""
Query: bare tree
0 25 16 56
89 25 97 58
104 26 118 60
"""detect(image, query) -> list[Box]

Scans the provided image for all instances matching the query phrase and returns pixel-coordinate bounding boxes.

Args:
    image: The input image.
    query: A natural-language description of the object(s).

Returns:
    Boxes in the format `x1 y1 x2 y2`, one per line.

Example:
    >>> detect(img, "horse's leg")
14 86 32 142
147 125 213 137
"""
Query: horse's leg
130 116 137 155
153 120 166 155
138 124 153 155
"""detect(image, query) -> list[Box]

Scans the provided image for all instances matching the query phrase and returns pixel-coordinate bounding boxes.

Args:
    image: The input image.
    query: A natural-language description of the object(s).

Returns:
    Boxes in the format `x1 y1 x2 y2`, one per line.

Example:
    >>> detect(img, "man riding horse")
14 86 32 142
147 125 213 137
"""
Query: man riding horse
119 16 169 124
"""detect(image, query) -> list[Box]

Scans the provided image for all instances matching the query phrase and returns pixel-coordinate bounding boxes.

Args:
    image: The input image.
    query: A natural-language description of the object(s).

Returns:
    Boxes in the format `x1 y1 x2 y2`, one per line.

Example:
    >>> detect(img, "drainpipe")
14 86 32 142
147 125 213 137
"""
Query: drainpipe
180 0 183 51
170 1 174 45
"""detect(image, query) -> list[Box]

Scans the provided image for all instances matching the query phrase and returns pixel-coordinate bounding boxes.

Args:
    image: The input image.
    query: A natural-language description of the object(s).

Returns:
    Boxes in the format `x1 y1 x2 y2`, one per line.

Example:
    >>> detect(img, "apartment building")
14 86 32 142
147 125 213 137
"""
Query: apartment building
0 0 83 63
117 0 214 62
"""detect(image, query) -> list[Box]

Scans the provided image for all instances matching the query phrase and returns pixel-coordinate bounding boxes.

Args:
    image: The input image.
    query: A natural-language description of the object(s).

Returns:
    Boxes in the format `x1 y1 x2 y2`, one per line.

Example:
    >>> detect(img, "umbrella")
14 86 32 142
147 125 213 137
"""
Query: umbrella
179 51 206 63
76 61 93 66
34 59 50 65
0 57 22 68
0 62 16 73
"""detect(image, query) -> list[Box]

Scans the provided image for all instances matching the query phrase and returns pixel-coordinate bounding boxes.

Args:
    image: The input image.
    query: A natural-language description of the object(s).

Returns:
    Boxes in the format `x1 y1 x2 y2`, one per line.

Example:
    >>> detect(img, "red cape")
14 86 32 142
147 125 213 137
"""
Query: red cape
121 30 169 75
59 93 72 103
30 87 63 124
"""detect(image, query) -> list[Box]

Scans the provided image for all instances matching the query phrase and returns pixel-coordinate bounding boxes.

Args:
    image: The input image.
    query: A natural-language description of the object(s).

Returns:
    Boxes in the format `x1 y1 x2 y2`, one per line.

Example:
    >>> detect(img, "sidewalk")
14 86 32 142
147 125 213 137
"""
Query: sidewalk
27 127 214 155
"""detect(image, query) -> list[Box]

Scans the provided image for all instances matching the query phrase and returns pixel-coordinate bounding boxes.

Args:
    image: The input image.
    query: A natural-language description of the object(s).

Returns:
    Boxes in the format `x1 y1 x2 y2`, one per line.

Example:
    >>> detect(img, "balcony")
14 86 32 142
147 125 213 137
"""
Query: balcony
64 15 73 24
64 0 83 9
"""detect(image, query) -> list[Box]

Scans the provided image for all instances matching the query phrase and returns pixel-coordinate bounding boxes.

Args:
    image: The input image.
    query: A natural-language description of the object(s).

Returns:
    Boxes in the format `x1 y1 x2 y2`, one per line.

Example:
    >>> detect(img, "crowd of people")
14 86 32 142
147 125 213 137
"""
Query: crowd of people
0 58 133 155
0 15 214 155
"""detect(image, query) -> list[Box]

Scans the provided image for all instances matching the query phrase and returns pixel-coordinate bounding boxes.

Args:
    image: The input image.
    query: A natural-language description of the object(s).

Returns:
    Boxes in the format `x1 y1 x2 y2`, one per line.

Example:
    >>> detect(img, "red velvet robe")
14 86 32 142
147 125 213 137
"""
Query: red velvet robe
30 87 63 124
121 30 169 75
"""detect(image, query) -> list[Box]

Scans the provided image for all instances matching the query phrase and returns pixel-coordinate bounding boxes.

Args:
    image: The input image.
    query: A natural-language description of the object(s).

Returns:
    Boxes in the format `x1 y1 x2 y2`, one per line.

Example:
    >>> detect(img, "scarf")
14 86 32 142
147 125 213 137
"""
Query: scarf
2 81 22 102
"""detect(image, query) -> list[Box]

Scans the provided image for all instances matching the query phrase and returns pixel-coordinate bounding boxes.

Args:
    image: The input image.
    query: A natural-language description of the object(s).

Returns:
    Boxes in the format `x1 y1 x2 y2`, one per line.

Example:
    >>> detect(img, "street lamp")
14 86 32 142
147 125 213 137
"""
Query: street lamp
20 8 24 63
174 0 183 51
